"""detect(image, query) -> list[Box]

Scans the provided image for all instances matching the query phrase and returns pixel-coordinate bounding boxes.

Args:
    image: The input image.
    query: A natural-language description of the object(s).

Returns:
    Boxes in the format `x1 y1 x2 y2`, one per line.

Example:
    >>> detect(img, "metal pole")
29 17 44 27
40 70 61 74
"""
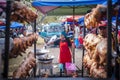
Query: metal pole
113 14 119 80
33 20 36 77
81 22 86 77
107 0 112 78
115 15 119 51
96 28 98 35
3 0 11 78
72 6 75 63
117 0 120 80
115 2 120 79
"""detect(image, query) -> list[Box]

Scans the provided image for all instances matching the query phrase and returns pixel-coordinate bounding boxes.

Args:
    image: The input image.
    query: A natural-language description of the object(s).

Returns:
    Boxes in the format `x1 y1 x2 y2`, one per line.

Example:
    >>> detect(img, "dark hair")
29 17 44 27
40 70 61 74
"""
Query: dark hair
99 26 106 30
66 37 72 47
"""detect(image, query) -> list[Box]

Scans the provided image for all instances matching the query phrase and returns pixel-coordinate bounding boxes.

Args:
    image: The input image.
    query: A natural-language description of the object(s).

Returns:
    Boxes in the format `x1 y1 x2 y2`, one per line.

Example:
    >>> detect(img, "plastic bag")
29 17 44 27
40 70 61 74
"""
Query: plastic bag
65 62 76 71
65 63 76 75
74 38 80 48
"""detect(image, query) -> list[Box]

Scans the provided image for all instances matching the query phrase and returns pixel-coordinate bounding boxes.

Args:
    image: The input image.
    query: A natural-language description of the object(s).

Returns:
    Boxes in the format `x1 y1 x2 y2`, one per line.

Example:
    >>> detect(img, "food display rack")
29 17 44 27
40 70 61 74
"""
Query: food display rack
2 0 120 79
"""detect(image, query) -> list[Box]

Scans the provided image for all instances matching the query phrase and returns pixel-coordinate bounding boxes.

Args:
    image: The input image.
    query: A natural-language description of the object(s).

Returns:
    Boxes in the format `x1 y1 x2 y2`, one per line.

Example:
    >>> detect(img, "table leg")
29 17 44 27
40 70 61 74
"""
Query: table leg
50 69 53 75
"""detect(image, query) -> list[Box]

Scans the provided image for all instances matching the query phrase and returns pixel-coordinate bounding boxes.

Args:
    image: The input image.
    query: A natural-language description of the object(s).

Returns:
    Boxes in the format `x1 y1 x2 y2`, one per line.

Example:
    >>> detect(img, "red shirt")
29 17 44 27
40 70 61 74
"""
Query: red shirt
59 41 71 63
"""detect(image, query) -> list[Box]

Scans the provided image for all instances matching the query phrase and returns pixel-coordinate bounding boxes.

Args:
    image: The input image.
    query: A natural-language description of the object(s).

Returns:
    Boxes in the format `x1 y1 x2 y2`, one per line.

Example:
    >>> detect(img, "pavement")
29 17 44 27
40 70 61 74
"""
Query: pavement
8 36 87 77
35 45 85 77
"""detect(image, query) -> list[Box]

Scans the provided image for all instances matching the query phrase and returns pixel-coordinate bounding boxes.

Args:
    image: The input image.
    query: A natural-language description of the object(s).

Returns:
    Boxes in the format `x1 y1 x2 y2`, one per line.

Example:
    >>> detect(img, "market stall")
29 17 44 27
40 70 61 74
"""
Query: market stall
32 0 106 64
32 0 119 79
0 0 119 79
83 1 120 79
0 0 38 78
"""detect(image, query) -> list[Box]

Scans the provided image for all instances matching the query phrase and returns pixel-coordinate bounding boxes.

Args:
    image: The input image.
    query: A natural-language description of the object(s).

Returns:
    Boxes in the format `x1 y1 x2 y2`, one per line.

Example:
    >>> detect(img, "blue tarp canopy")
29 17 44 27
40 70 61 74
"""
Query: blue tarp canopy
32 0 108 15
32 0 118 15
102 0 117 5
32 0 106 6
0 22 23 29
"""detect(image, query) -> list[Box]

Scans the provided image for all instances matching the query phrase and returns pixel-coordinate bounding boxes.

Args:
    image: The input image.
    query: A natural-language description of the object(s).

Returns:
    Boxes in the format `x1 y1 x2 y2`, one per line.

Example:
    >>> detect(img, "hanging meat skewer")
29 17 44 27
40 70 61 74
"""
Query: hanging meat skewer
84 5 107 29
10 1 38 23
83 34 107 78
9 33 38 58
13 52 36 78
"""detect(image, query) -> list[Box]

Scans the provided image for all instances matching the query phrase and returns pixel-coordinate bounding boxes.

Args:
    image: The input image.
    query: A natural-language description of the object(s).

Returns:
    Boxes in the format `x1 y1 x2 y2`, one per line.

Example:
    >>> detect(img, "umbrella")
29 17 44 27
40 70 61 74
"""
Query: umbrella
62 16 83 25
10 22 23 28
0 22 23 29
0 25 5 29
63 16 82 22
78 16 84 26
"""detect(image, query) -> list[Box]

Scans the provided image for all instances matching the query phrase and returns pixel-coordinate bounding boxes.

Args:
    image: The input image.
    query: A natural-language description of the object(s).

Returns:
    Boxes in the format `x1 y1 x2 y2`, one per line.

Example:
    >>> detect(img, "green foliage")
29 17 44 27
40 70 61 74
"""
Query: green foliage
43 16 60 24
21 0 60 24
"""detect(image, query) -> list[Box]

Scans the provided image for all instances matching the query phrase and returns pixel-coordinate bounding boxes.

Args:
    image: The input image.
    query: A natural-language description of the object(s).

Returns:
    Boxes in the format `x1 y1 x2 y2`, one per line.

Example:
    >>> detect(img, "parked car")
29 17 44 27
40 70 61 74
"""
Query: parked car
39 23 64 43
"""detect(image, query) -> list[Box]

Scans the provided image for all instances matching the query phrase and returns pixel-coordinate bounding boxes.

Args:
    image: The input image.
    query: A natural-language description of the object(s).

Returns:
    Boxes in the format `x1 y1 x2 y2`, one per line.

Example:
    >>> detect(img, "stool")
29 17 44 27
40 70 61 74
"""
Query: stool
38 61 53 76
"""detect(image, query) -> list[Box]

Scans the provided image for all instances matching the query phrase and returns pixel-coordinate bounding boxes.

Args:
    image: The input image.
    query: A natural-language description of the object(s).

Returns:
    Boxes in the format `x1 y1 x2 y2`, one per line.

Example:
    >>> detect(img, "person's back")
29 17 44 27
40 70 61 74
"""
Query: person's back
74 25 80 48
74 25 80 38
68 28 74 37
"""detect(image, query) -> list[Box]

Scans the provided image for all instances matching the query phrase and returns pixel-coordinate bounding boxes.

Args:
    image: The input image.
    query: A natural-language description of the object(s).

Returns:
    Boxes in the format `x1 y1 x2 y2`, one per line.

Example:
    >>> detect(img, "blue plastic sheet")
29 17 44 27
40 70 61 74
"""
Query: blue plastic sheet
0 22 23 29
32 0 106 6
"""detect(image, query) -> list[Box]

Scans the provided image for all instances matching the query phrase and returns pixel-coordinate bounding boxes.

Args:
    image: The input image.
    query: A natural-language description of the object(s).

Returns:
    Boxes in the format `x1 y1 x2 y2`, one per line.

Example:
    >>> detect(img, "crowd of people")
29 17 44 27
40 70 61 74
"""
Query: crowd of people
9 27 26 38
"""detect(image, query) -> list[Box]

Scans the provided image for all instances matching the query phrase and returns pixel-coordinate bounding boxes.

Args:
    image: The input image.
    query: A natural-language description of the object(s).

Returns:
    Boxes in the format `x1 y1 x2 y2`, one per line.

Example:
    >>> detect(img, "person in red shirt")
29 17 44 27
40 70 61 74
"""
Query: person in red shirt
47 32 72 73
59 34 72 64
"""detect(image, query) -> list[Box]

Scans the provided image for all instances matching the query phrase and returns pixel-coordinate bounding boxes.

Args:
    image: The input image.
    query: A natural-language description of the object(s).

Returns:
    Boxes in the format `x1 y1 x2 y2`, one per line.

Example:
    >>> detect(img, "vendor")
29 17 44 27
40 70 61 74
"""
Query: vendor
98 21 107 38
74 24 80 48
98 21 116 49
98 21 120 79
47 32 72 73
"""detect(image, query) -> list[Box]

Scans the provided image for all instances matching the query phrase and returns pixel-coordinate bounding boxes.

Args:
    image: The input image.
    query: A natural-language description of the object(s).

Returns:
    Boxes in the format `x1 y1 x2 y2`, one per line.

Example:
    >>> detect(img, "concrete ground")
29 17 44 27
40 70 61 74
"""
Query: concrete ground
8 36 87 77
